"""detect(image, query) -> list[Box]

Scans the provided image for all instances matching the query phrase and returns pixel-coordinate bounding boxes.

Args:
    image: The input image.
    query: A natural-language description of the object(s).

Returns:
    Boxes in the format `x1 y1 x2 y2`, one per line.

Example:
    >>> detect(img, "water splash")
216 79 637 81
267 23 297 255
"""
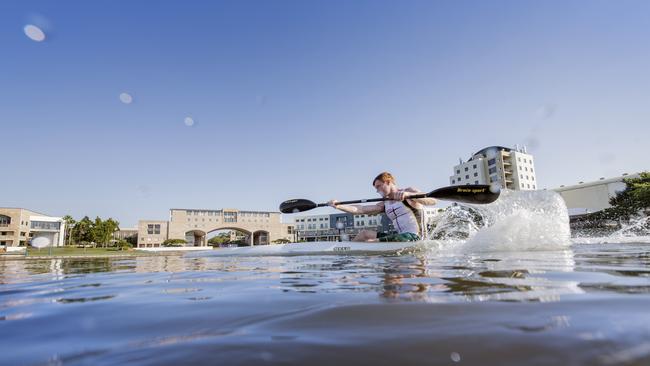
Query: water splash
428 190 571 252
572 215 650 244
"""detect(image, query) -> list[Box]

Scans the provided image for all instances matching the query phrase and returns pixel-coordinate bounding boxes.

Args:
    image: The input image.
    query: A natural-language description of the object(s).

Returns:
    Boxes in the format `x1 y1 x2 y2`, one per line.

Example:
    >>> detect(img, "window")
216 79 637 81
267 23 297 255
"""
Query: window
475 181 479 184
531 168 534 173
0 215 11 225
464 167 468 172
474 172 478 177
525 167 528 171
527 184 531 189
458 177 462 181
452 179 455 184
30 221 60 230
456 169 460 174
473 164 477 169
488 167 497 174
488 158 496 165
465 175 469 179
520 174 523 179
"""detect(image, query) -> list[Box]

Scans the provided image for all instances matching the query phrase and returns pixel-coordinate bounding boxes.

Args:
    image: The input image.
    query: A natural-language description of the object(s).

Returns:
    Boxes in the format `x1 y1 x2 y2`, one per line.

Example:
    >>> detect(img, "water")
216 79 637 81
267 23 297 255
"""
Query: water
2 192 650 366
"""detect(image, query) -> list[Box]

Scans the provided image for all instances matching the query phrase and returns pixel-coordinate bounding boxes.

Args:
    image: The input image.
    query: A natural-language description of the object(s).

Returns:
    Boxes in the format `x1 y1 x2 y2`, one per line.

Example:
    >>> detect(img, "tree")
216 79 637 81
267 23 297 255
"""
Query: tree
598 172 650 221
115 239 132 251
90 217 120 248
208 232 231 246
62 215 76 245
72 216 94 246
162 239 186 247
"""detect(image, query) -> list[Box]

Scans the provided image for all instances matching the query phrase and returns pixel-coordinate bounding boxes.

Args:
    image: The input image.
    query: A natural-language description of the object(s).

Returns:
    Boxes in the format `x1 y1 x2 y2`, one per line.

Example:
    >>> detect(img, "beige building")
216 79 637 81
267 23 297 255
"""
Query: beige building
553 173 640 214
112 227 138 242
138 208 293 248
451 145 537 190
0 208 65 248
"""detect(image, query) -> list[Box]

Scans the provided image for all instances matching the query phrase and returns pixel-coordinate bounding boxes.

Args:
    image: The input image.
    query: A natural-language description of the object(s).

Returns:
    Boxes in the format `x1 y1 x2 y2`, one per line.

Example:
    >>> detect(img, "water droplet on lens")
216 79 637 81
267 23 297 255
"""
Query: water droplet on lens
184 117 195 127
119 92 133 104
451 352 461 362
24 24 46 42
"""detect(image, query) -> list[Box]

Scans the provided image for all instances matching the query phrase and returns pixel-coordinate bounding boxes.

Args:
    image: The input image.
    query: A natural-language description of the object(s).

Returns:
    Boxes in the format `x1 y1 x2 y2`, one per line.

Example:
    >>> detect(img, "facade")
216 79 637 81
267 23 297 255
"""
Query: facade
138 208 293 248
553 173 640 214
0 208 65 247
112 227 138 242
294 207 442 241
450 145 537 190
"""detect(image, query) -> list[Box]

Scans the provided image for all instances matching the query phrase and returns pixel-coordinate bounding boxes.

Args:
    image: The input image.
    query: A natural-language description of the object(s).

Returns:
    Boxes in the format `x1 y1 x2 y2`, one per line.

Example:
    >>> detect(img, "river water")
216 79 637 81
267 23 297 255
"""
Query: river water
1 191 650 365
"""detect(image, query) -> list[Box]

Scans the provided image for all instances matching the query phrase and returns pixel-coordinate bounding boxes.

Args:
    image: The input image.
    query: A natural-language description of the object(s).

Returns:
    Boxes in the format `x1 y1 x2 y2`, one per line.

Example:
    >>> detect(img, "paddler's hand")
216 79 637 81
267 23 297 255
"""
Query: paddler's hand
327 199 339 208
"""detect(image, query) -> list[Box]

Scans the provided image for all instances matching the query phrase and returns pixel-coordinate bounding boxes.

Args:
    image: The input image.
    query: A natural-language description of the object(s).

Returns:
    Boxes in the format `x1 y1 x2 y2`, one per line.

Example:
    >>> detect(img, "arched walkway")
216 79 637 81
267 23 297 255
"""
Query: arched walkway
253 230 269 245
184 229 207 246
206 227 254 246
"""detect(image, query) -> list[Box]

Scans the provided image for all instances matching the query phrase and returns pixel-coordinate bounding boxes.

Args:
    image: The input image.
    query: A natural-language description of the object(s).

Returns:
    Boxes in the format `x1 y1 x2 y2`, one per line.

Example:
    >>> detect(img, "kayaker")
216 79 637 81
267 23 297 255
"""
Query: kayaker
327 172 436 242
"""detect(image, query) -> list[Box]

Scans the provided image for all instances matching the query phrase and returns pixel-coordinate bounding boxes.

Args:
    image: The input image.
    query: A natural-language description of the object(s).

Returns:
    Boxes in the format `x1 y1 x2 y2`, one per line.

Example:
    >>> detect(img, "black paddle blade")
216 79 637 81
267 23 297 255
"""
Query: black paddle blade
429 184 500 204
279 199 318 214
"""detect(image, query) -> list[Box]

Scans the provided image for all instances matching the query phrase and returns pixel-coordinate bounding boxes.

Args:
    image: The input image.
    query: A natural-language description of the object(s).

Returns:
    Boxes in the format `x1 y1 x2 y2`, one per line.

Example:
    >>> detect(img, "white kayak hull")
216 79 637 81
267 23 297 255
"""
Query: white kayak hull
189 241 425 257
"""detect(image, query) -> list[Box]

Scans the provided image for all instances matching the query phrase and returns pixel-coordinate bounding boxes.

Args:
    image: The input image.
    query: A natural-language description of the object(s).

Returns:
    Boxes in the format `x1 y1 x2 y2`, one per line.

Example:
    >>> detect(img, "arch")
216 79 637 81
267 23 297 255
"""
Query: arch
184 229 207 246
206 227 253 246
205 226 252 236
253 230 269 245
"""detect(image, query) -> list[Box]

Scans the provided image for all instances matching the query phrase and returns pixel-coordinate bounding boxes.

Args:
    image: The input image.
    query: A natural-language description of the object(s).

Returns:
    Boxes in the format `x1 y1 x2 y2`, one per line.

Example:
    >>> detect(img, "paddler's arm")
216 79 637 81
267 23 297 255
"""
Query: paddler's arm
327 200 384 215
403 187 437 206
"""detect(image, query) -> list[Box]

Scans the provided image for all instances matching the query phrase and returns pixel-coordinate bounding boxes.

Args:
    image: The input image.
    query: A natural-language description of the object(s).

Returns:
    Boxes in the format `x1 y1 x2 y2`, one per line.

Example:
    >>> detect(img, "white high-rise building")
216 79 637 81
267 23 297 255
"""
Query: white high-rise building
450 145 537 190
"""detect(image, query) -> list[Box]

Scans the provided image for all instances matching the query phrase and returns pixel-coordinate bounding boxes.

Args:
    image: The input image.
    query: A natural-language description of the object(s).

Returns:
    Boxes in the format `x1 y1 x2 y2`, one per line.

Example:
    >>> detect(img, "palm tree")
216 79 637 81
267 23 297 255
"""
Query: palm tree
62 215 76 246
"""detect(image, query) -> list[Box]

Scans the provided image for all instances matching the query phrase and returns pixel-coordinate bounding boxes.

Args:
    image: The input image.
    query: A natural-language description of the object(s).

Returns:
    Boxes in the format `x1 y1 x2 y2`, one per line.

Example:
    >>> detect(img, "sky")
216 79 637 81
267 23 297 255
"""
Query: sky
1 0 649 227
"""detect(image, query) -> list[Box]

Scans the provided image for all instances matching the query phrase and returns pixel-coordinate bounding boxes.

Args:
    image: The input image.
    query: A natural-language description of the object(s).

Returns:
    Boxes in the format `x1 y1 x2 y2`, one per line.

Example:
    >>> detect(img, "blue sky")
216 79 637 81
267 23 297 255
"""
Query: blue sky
1 0 649 227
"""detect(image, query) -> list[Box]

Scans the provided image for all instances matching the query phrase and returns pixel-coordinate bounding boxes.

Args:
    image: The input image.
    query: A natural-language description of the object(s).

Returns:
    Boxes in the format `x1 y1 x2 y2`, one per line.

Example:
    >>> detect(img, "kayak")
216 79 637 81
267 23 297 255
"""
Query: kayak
188 241 426 257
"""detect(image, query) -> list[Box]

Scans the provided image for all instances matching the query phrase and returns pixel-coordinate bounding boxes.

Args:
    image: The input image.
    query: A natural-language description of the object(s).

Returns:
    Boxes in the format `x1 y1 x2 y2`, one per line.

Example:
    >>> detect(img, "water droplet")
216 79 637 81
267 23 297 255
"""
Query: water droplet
485 147 499 159
119 92 133 104
184 117 195 127
451 352 461 362
24 24 46 42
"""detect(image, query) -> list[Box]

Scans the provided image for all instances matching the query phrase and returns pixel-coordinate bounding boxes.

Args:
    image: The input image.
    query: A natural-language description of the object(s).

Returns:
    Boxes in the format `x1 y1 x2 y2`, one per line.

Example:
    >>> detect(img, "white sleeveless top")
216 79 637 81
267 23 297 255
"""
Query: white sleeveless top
384 191 422 235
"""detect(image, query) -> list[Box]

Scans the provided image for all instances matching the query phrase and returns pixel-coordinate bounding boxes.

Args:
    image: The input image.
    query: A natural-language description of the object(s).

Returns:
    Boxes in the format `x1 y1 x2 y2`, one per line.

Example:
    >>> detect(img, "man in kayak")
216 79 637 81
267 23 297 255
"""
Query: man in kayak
327 172 436 242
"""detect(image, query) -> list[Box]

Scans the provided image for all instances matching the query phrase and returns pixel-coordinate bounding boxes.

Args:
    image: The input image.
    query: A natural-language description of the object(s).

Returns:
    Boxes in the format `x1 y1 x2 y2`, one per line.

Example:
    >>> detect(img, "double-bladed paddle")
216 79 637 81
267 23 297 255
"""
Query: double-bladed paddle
279 184 500 214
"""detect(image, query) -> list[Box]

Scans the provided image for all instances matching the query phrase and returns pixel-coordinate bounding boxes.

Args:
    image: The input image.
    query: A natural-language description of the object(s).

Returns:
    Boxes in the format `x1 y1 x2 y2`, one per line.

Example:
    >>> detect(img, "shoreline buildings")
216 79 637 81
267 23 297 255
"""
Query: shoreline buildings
0 208 65 248
450 145 537 190
293 208 442 242
138 208 293 248
553 173 640 215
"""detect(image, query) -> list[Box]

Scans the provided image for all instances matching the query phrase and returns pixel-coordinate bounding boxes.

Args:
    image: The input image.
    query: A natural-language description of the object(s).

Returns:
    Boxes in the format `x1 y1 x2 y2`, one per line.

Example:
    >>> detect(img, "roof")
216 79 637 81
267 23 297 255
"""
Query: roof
469 146 512 161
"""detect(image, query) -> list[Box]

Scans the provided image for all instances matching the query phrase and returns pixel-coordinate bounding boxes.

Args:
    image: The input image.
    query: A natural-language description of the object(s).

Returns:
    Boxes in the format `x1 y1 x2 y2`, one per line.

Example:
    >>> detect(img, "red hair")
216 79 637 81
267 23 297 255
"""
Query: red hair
372 172 395 186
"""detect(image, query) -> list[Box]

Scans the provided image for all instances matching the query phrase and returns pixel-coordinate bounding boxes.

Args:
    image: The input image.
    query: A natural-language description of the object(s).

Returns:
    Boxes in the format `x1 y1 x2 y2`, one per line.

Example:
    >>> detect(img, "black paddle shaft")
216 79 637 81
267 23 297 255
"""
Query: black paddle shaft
279 184 499 214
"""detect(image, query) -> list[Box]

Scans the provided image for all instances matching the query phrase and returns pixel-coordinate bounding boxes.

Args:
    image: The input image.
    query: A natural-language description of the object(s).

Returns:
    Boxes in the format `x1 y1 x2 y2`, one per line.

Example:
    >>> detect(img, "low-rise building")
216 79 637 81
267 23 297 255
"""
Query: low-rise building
553 173 640 214
294 208 442 241
0 208 65 248
138 208 293 248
